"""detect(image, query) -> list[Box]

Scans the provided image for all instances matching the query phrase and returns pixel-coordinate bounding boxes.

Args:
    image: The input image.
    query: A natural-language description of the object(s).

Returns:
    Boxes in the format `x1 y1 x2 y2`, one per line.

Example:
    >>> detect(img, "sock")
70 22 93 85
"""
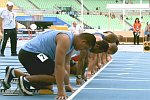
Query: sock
11 69 16 77
24 77 30 82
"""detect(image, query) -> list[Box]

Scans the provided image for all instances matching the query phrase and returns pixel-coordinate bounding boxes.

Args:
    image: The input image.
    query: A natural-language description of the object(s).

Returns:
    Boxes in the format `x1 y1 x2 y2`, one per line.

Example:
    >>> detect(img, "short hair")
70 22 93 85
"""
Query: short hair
116 39 119 45
103 31 114 34
90 40 109 53
108 43 118 54
73 21 77 24
97 40 109 52
79 33 96 49
103 31 118 43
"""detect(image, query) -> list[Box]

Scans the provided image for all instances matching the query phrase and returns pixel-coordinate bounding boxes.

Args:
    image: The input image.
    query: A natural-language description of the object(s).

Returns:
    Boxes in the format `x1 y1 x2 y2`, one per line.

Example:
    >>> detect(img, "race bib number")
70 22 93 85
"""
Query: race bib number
37 53 48 62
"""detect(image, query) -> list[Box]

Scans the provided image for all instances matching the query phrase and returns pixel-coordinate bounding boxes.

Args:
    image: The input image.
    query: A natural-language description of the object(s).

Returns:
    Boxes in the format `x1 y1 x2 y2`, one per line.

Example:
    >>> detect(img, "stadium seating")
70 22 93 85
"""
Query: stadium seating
1 0 149 32
78 15 123 30
44 14 77 25
82 0 115 12
30 0 82 10
10 0 36 9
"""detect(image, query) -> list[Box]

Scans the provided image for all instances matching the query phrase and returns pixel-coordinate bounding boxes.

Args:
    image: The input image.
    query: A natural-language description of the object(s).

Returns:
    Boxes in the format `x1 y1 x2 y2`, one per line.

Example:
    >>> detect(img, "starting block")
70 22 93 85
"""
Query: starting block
1 89 21 96
0 78 18 84
143 41 150 52
0 80 55 95
38 89 54 95
0 88 54 96
0 77 55 96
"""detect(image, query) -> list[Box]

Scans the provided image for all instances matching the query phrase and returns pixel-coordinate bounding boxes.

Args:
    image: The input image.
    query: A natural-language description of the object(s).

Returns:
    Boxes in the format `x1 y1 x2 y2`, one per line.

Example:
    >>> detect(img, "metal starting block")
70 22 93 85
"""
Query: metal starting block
0 78 18 84
38 89 54 95
0 88 55 96
0 78 55 95
0 89 22 96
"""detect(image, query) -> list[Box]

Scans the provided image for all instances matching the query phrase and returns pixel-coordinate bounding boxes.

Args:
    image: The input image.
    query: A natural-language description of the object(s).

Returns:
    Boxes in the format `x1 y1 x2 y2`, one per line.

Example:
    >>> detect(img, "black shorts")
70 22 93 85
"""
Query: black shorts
18 49 55 75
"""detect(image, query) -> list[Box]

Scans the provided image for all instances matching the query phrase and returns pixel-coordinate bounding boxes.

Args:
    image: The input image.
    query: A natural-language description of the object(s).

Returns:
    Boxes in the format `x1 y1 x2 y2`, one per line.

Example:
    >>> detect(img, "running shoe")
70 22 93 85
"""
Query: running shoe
2 66 14 89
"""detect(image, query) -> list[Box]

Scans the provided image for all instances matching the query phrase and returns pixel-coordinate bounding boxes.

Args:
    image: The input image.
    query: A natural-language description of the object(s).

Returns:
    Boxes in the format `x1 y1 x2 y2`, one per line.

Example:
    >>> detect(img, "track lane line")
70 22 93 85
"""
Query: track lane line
67 59 113 100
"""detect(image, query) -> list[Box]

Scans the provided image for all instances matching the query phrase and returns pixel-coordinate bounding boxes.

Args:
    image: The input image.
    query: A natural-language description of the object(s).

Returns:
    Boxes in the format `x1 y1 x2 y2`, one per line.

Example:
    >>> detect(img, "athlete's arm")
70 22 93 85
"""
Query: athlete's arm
55 33 70 98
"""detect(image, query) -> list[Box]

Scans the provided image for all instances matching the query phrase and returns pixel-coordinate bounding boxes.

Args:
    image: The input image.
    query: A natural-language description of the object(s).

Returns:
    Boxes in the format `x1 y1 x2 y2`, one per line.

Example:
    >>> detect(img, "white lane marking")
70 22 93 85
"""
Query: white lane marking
124 68 132 69
125 64 135 65
67 60 113 100
117 73 129 75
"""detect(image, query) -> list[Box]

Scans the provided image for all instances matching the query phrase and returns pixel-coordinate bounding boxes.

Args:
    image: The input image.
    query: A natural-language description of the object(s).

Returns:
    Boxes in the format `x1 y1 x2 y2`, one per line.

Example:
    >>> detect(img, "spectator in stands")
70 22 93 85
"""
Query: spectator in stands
2 30 96 99
56 11 59 14
87 11 89 15
120 14 123 20
144 22 150 41
133 18 141 45
100 12 102 15
111 13 116 19
68 21 83 35
116 0 118 3
0 1 18 56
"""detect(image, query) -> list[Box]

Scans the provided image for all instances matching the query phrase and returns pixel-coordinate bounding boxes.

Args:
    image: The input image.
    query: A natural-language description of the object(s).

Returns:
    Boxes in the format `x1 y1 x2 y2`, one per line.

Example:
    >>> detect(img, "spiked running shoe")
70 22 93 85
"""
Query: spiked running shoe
18 76 33 96
2 66 14 89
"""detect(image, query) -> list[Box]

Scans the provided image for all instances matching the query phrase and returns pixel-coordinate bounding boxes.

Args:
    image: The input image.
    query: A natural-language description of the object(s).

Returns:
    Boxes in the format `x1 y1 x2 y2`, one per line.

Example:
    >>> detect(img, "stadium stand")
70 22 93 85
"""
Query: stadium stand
10 0 36 9
0 0 149 43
